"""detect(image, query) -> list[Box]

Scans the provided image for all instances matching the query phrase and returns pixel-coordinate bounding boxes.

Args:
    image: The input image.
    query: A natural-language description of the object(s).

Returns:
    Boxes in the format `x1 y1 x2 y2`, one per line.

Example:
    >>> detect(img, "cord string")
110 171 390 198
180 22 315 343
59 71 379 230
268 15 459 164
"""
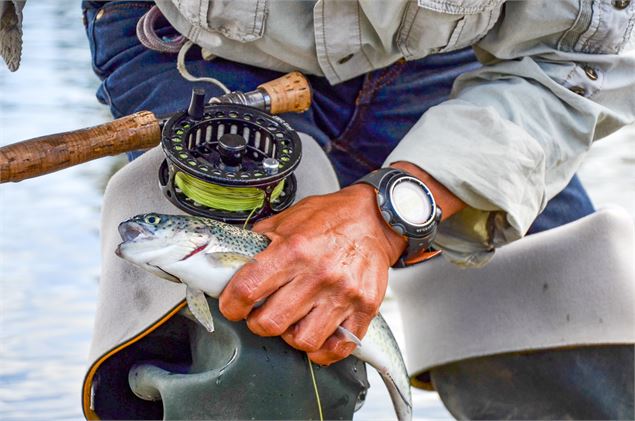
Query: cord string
174 171 285 212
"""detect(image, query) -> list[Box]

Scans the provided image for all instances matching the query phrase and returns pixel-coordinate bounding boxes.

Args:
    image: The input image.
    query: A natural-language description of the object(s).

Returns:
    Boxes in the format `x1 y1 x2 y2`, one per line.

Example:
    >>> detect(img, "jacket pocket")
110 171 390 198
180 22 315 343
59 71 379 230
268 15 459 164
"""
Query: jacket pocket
170 0 267 42
397 0 503 59
557 0 635 55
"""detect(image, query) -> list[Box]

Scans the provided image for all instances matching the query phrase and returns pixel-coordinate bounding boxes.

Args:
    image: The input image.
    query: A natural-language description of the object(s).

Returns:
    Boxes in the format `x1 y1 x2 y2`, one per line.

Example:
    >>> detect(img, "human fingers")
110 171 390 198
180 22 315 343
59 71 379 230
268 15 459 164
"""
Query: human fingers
245 275 318 337
280 303 351 353
307 313 374 365
277 253 385 357
219 244 294 321
251 214 279 233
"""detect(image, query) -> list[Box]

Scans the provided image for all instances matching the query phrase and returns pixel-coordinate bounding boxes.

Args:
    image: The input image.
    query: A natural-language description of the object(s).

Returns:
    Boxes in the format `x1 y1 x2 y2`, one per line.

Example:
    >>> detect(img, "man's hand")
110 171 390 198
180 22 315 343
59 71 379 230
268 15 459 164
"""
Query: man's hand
219 161 465 365
219 183 406 365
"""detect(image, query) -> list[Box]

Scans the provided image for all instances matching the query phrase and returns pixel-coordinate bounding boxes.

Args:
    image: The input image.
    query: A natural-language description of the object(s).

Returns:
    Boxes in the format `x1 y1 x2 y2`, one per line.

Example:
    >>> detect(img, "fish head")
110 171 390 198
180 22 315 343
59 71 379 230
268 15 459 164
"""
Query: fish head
116 213 213 281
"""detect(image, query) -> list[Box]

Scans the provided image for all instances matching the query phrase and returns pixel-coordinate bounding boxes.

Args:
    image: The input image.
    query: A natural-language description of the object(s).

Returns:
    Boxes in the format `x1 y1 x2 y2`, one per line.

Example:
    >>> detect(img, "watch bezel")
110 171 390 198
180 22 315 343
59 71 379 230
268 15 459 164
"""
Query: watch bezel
376 172 439 240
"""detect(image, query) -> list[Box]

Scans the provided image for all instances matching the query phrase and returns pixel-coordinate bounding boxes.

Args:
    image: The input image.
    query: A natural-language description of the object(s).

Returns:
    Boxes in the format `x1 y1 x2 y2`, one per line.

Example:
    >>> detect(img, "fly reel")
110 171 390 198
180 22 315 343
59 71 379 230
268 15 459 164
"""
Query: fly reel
159 89 302 224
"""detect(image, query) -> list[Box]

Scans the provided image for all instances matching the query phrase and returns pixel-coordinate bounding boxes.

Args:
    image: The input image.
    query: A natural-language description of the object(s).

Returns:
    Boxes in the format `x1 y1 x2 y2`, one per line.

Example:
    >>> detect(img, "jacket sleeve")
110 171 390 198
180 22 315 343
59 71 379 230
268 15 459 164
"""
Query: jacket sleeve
384 1 635 267
0 0 25 72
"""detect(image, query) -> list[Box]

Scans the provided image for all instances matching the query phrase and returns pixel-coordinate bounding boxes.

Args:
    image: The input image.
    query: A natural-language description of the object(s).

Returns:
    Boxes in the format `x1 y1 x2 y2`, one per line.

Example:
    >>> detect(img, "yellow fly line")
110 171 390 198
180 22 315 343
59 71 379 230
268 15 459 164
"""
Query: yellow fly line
307 355 324 421
174 171 285 212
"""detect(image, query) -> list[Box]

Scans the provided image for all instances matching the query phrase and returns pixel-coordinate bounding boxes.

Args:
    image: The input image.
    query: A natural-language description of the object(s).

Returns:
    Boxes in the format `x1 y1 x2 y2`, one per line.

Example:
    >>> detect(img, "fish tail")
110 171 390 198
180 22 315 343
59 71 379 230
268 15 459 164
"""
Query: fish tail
382 370 413 421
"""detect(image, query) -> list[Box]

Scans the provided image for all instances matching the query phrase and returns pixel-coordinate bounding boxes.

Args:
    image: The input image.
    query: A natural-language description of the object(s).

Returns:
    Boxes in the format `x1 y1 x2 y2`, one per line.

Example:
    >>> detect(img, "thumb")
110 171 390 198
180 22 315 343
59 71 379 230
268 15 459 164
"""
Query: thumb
252 215 278 233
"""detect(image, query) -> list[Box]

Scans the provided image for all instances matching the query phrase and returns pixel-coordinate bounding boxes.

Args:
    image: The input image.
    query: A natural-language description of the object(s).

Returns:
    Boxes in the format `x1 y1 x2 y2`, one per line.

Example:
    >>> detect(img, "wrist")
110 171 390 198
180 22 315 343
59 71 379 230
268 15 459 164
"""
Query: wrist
354 164 458 267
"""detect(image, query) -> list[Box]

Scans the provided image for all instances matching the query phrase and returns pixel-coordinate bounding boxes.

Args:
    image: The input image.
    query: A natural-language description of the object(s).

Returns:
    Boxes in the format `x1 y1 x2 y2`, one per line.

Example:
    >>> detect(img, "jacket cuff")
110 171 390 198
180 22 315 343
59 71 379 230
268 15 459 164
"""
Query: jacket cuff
384 99 548 266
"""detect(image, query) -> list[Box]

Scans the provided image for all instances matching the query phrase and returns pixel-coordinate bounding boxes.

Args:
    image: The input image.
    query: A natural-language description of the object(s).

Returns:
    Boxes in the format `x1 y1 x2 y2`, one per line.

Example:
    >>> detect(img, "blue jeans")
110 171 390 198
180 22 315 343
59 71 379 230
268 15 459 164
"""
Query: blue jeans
83 3 633 420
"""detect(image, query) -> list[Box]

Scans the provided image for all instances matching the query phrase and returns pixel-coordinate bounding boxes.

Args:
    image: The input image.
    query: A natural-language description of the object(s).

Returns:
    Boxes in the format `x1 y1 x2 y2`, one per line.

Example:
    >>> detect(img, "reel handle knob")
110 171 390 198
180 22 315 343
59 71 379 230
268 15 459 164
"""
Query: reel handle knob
217 134 247 168
263 157 279 175
258 71 311 114
188 88 206 120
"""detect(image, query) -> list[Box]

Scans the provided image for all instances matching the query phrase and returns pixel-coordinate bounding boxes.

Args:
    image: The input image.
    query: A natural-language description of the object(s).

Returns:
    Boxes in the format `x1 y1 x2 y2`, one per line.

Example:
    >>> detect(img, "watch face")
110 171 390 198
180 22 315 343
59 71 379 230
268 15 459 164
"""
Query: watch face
391 178 434 226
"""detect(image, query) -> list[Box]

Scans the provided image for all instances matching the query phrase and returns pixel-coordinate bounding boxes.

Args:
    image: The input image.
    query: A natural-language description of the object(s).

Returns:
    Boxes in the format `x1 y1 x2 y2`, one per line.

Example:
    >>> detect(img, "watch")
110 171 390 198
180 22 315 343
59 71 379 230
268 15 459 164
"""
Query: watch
355 168 442 267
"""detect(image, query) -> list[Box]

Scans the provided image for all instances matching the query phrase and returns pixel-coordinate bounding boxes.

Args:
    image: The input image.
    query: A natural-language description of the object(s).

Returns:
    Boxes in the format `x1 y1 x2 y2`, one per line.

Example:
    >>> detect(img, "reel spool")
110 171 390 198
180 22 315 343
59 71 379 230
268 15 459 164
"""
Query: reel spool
159 89 302 223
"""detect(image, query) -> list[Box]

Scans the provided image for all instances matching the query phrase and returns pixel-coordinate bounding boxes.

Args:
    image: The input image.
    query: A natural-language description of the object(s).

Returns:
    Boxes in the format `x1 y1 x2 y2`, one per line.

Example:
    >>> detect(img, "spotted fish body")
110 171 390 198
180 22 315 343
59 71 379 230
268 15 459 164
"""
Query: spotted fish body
116 213 412 421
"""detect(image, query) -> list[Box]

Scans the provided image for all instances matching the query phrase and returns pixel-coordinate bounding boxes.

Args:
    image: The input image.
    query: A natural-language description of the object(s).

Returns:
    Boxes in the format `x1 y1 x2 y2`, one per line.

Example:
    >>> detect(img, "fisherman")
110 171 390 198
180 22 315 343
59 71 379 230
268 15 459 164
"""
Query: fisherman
2 0 633 419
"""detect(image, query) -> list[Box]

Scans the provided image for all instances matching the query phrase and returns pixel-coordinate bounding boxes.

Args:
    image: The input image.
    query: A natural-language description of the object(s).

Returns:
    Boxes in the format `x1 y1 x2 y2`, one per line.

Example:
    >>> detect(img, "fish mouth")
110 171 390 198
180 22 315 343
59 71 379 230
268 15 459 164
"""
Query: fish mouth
118 221 153 242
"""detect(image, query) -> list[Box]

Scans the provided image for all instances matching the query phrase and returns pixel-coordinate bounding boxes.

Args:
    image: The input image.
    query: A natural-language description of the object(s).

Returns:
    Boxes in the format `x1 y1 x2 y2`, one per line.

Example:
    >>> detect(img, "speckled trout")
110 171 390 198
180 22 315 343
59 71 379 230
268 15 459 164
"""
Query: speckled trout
116 213 412 420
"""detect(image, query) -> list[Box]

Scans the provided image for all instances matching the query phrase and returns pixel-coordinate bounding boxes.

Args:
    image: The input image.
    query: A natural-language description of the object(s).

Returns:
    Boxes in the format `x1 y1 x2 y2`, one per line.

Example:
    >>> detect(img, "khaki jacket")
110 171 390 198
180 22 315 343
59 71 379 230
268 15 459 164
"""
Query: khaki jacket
156 0 635 265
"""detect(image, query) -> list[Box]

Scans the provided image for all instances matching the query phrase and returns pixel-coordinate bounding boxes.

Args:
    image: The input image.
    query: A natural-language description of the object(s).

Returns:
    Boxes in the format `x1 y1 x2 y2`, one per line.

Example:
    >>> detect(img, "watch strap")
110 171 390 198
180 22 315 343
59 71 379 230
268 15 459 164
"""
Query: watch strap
355 167 401 191
395 206 442 268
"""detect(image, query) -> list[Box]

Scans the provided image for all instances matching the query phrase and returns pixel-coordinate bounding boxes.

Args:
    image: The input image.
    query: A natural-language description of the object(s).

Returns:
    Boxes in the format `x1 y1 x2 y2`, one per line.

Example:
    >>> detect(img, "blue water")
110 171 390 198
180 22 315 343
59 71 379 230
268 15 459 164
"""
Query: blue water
1 2 633 421
0 2 111 419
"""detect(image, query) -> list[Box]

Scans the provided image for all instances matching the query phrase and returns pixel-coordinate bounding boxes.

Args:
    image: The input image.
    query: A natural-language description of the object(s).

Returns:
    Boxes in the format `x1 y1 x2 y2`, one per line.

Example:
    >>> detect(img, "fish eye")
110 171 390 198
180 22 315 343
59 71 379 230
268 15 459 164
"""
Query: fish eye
144 214 161 225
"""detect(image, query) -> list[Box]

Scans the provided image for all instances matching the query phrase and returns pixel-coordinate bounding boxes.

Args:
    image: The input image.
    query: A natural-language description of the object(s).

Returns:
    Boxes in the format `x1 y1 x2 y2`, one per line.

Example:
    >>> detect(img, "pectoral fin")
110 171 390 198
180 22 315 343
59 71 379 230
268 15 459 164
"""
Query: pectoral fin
205 252 254 270
186 286 214 333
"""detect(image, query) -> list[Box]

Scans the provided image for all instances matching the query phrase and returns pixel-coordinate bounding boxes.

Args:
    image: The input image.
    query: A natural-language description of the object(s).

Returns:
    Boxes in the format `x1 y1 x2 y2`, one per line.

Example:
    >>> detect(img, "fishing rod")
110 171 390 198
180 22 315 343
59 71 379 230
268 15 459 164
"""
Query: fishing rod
0 71 311 223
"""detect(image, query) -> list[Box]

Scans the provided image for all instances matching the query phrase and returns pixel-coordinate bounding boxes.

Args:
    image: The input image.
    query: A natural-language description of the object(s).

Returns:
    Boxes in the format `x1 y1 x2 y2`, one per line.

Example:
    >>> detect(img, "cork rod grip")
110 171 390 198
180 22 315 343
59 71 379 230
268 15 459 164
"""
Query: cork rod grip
258 71 312 114
0 111 161 183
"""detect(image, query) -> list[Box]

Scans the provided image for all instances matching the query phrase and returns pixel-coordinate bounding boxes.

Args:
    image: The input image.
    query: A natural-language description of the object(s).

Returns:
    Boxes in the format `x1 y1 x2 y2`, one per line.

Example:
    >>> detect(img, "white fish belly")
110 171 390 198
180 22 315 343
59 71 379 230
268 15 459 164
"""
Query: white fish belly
163 253 235 298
